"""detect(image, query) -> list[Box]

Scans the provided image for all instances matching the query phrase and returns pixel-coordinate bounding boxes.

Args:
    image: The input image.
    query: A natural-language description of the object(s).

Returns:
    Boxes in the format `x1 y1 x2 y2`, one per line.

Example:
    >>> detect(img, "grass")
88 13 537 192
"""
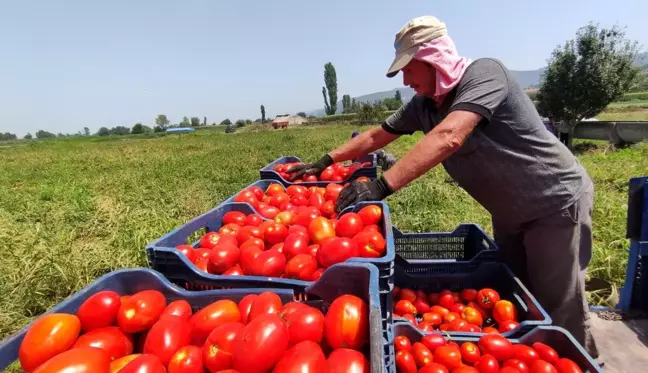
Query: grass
597 109 648 121
0 123 647 370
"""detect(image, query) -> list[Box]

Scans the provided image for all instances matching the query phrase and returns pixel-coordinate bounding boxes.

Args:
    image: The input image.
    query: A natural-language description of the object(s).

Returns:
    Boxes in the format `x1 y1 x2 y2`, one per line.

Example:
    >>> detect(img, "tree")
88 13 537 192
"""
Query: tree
235 119 246 128
190 117 200 127
203 116 207 126
35 130 56 139
297 112 307 118
342 95 352 113
261 105 266 123
97 127 111 136
630 71 648 92
132 123 145 134
225 124 236 133
83 127 90 136
536 23 640 149
153 126 165 133
24 133 33 140
382 98 402 110
323 62 338 115
220 118 232 125
110 126 130 135
322 87 330 115
395 90 402 102
180 116 191 127
155 115 170 129
0 132 17 141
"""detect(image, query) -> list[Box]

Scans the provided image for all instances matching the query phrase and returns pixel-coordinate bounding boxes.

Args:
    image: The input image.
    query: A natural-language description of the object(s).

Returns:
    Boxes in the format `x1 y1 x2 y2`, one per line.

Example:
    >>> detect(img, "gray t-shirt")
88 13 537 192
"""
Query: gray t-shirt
383 58 592 224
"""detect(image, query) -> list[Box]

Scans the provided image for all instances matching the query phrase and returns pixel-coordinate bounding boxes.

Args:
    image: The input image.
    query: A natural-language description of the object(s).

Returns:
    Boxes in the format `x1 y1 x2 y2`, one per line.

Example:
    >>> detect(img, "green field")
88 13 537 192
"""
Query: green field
1 124 647 358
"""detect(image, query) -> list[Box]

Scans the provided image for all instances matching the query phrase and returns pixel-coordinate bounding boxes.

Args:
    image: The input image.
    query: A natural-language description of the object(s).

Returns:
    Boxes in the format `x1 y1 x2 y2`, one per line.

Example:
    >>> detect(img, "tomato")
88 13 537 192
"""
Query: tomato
311 268 325 281
272 340 325 373
419 363 450 373
219 223 241 237
245 214 263 227
285 254 318 280
73 326 133 361
529 360 558 373
323 184 343 201
248 291 283 321
223 211 247 226
460 342 481 365
493 300 517 323
474 354 500 373
120 354 166 373
309 193 325 210
77 291 121 332
352 231 386 258
191 299 241 345
335 213 364 238
265 222 289 245
203 322 245 372
430 305 449 317
274 211 297 225
427 292 439 305
177 245 197 263
317 237 357 268
324 294 368 350
478 334 515 361
512 344 540 365
283 233 310 259
284 306 325 345
499 321 520 333
554 358 583 373
500 367 522 373
357 205 382 225
476 288 500 310
438 293 455 309
395 300 418 315
395 335 412 352
32 347 110 373
236 225 263 245
395 350 418 373
19 313 81 372
449 303 465 315
223 266 244 276
453 367 479 373
239 246 262 274
232 314 290 373
260 206 280 219
433 345 462 370
110 354 141 373
168 345 203 373
249 249 286 277
320 200 336 218
208 243 240 274
267 183 285 196
505 359 530 373
461 288 477 302
325 348 370 373
444 312 461 324
413 342 434 367
200 232 222 250
422 312 443 327
308 217 336 244
143 317 192 366
462 307 484 327
234 190 259 209
117 290 166 333
248 186 265 200
531 343 559 365
420 333 446 353
401 314 417 325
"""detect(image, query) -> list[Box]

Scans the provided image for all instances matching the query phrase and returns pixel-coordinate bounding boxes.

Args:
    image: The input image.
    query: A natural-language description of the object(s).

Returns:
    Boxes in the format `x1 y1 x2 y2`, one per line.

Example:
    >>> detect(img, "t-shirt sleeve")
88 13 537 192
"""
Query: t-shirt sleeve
381 97 422 135
449 59 509 123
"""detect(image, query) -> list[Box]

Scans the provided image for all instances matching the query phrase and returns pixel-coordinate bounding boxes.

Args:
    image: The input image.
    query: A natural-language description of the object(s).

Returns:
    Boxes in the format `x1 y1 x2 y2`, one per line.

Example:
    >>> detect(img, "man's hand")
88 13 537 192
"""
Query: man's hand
335 176 393 212
285 154 334 181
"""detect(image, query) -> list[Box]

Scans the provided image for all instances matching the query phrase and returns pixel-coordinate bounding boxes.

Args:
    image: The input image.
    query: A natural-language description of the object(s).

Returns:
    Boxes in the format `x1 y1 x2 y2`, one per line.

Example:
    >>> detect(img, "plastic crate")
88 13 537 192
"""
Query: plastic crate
390 322 602 373
393 223 500 263
146 200 395 295
389 257 551 338
259 154 378 186
0 263 386 373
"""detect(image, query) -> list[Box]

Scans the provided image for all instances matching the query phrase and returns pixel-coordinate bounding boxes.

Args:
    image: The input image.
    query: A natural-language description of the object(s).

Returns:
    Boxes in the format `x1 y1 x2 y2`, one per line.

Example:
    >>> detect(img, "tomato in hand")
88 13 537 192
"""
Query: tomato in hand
395 350 418 373
168 346 203 373
232 314 290 373
324 294 368 350
285 254 318 280
77 291 121 332
120 354 166 373
476 288 500 310
531 342 559 364
117 290 167 333
352 231 386 258
202 322 245 372
160 300 192 321
325 348 370 373
460 341 482 365
19 313 81 372
272 340 326 373
190 299 241 345
73 326 133 361
32 347 111 373
478 334 515 361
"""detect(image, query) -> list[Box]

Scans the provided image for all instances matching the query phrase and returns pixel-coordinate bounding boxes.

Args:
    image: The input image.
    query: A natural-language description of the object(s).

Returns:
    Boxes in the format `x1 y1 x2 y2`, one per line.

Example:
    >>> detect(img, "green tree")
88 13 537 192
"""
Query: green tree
395 90 402 102
0 132 17 141
261 105 266 123
83 127 90 136
322 87 330 115
225 124 236 133
235 119 246 128
110 126 130 135
342 95 352 113
203 116 207 126
536 23 640 149
132 123 145 134
190 117 200 127
180 116 191 127
630 71 648 92
153 126 165 133
297 112 307 118
220 118 232 125
382 98 402 110
155 114 170 129
24 133 33 140
97 127 111 136
323 62 338 115
35 130 56 139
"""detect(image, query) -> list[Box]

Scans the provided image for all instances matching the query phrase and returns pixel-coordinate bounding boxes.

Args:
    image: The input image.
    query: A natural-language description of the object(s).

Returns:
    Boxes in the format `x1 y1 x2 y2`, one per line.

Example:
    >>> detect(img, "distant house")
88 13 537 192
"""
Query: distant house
165 127 196 133
271 115 307 129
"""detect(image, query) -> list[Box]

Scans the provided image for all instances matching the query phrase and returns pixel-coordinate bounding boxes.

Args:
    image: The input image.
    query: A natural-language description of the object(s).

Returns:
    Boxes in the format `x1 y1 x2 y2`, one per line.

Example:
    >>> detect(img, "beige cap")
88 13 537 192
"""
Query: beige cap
386 16 447 78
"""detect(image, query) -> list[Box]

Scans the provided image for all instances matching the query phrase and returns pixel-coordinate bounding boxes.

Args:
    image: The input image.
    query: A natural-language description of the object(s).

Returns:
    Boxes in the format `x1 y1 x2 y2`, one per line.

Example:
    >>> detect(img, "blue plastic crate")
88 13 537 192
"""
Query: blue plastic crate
393 223 500 263
146 200 395 294
259 154 378 186
389 257 551 338
0 263 386 373
390 322 602 373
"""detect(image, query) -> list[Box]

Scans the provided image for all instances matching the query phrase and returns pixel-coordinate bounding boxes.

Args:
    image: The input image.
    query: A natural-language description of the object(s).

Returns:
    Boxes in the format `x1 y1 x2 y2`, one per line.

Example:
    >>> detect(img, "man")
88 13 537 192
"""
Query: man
287 15 600 362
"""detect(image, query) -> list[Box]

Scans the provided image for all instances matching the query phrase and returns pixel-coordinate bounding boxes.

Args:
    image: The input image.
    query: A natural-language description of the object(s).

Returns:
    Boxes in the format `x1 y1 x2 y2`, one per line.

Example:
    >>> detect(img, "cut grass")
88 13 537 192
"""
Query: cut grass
0 124 646 366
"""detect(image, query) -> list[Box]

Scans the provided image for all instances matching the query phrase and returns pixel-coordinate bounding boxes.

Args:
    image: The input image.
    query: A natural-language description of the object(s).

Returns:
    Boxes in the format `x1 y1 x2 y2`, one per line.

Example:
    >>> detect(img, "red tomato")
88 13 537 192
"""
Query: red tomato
288 224 309 238
482 327 499 334
285 254 318 280
280 302 309 319
309 193 325 210
223 266 244 276
248 186 264 200
462 307 484 327
110 354 141 373
195 256 210 272
493 300 518 323
396 350 418 373
249 249 286 277
438 293 455 309
500 367 522 373
202 322 245 372
320 200 336 218
413 342 434 367
168 345 203 373
450 302 465 314
554 358 583 373
234 190 259 209
219 223 241 237
190 299 241 345
413 298 431 314
283 233 310 259
430 306 449 317
478 334 515 361
240 237 265 251
237 294 257 324
324 184 344 201
476 288 500 310
352 231 386 258
32 347 110 373
513 344 540 365
294 209 319 227
275 211 297 225
73 326 133 361
474 354 500 373
421 312 443 327
265 222 289 245
117 290 167 333
77 291 121 332
200 232 222 250
325 348 369 373
499 320 520 333
434 345 462 370
143 317 192 366
461 341 482 365
177 245 197 263
208 243 240 274
308 217 336 244
531 343 559 364
421 333 447 353
248 291 283 321
232 314 290 373
335 213 364 238
311 268 324 281
461 288 478 302
395 300 417 315
245 214 263 226
194 248 211 261
419 363 450 373
267 183 285 196
317 237 357 268
19 313 81 372
357 205 382 225
223 211 247 226
505 359 530 373
272 340 325 373
284 306 325 346
259 206 280 219
444 312 461 324
324 295 368 350
269 192 290 208
239 246 262 274
395 335 412 352
529 360 558 373
120 354 166 373
236 225 263 245
453 367 479 373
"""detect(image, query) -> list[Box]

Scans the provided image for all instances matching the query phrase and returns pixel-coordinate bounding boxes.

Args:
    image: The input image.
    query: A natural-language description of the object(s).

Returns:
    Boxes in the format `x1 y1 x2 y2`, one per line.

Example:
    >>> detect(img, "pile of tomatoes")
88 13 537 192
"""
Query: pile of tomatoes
272 161 373 183
175 183 386 281
18 289 371 373
393 287 521 334
394 333 585 373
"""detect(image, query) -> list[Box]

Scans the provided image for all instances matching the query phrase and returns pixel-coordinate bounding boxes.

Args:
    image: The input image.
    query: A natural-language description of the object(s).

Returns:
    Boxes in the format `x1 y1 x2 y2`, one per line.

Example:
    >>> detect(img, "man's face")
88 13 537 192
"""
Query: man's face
401 59 436 98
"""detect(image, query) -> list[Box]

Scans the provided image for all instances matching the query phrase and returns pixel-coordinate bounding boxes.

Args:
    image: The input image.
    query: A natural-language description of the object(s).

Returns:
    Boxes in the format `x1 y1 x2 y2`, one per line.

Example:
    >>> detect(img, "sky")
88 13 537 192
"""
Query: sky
1 0 647 137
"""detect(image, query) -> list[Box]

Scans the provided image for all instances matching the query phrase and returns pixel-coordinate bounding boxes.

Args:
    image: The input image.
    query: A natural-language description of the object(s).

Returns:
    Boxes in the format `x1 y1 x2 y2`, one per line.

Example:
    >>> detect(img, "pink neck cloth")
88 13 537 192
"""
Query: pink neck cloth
413 35 472 104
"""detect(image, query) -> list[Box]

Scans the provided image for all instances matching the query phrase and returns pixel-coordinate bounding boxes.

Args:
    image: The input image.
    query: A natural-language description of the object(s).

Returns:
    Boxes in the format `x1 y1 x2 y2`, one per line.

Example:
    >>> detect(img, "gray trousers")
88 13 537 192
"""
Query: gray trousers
492 182 599 359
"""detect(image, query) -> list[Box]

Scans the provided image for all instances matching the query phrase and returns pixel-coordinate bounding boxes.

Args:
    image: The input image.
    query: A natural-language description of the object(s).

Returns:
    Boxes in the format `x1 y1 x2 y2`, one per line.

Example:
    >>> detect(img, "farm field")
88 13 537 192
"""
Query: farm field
0 123 647 356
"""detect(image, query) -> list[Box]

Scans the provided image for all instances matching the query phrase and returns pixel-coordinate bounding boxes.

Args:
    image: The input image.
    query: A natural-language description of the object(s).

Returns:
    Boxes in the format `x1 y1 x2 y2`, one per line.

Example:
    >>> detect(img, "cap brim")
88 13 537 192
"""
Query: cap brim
386 46 418 78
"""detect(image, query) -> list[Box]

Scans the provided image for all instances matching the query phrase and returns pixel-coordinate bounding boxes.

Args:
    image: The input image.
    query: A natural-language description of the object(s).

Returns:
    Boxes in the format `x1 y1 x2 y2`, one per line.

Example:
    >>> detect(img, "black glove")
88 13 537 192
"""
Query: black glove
335 176 393 213
285 154 334 181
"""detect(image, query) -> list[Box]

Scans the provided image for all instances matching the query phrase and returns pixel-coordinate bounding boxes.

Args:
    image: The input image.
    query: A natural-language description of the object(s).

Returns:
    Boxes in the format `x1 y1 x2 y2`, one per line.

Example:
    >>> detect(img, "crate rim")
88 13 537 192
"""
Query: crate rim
260 154 377 185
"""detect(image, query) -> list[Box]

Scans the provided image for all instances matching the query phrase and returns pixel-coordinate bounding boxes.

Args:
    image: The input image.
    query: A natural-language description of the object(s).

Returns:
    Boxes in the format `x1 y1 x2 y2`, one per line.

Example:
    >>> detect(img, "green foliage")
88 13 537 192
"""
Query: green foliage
220 118 232 125
24 133 32 140
35 130 56 139
324 62 338 115
131 123 152 134
153 126 165 133
190 117 200 127
342 95 352 113
110 126 130 136
322 87 330 116
395 90 402 102
382 97 402 111
225 124 236 133
155 114 170 128
97 127 110 136
616 91 648 101
297 112 307 118
83 127 90 136
0 132 17 141
235 119 246 128
180 116 191 127
203 117 207 126
261 105 266 123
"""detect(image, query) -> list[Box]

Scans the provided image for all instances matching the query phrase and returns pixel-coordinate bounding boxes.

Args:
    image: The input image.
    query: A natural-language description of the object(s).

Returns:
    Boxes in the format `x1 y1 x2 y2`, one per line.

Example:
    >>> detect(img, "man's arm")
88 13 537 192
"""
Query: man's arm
327 127 401 163
381 110 482 191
